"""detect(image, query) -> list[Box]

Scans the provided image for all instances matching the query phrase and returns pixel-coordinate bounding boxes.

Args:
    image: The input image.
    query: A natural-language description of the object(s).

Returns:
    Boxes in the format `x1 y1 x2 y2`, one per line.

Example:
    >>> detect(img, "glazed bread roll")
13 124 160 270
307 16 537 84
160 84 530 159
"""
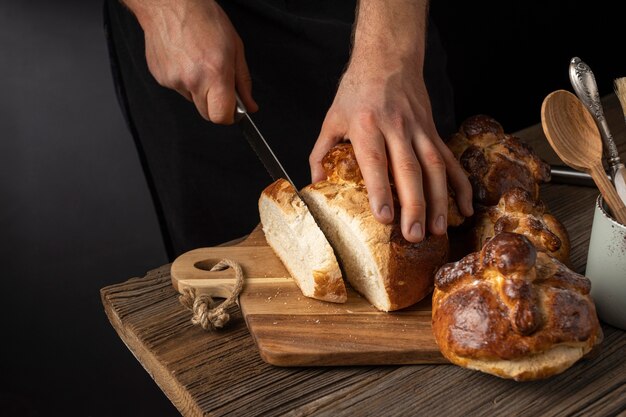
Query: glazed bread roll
259 178 347 303
447 115 550 205
473 188 571 264
300 143 449 311
432 232 602 381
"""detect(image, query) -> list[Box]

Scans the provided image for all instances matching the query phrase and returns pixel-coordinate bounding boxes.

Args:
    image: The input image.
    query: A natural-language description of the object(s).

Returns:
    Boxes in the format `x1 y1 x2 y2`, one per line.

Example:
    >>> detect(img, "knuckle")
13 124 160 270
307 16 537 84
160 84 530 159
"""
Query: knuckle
439 145 456 162
356 110 378 132
309 153 321 167
423 150 446 171
361 148 387 168
433 195 449 208
179 68 200 90
395 156 421 175
386 111 407 132
403 199 427 213
205 54 227 73
367 183 389 198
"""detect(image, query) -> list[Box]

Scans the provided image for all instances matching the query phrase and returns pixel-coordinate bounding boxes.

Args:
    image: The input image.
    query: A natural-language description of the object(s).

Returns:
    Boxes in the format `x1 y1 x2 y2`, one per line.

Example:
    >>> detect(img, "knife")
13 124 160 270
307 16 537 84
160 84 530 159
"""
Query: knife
234 94 295 187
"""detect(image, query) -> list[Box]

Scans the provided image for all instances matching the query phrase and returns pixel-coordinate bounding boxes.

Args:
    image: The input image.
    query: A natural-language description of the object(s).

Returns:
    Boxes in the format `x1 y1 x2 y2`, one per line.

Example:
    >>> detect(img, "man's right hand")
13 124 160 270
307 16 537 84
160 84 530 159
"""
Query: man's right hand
123 0 257 124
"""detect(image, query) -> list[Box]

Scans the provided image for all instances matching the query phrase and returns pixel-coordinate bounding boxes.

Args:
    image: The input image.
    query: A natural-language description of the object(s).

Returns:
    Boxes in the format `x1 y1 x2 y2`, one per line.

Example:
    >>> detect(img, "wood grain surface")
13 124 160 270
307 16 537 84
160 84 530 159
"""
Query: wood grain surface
170 227 444 366
101 94 626 417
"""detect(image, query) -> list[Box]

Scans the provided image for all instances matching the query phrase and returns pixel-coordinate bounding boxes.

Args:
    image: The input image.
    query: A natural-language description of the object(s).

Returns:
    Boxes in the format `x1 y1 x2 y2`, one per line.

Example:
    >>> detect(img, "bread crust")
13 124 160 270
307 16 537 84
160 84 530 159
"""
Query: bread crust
472 188 571 264
432 232 602 380
302 143 449 311
447 115 550 205
260 179 346 303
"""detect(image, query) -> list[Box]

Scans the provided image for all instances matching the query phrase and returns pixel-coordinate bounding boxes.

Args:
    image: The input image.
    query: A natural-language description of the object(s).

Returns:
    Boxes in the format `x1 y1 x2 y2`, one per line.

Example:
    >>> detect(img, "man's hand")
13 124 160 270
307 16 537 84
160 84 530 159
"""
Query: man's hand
123 0 257 123
310 0 473 243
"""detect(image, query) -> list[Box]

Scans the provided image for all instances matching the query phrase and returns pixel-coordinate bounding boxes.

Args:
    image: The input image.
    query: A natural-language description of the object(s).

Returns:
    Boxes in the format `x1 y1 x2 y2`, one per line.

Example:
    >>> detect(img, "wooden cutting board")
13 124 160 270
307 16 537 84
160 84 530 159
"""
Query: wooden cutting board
170 226 446 366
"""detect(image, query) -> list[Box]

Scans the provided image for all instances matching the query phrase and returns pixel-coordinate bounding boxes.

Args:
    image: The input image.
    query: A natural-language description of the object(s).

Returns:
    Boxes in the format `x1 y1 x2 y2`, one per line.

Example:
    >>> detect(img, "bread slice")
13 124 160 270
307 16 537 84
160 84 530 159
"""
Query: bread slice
259 179 346 303
300 181 448 311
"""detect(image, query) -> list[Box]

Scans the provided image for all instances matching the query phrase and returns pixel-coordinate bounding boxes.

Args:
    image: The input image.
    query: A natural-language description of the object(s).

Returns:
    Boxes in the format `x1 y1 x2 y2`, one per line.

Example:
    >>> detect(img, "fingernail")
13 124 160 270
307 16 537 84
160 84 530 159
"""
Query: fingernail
436 215 446 232
410 222 423 241
379 204 392 221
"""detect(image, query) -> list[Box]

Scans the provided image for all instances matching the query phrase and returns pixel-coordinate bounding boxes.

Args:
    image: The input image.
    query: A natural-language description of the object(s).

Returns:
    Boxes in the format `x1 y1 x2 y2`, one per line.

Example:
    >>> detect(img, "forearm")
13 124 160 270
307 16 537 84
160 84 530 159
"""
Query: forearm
120 0 216 29
352 0 428 69
311 0 473 241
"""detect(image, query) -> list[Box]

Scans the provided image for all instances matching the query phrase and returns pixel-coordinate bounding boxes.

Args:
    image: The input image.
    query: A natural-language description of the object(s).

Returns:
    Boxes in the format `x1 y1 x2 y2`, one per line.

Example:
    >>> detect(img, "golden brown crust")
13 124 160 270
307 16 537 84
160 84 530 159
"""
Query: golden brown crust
260 179 347 303
447 186 466 227
322 142 365 186
432 232 602 380
308 142 451 311
388 227 449 310
305 176 449 311
447 115 550 205
472 188 571 264
312 270 347 302
261 177 300 213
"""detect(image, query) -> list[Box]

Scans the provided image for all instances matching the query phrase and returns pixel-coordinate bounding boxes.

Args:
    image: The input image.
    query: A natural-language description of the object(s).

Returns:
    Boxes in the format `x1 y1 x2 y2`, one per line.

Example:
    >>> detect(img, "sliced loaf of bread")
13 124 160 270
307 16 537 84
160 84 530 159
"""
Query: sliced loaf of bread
259 178 346 303
300 143 449 311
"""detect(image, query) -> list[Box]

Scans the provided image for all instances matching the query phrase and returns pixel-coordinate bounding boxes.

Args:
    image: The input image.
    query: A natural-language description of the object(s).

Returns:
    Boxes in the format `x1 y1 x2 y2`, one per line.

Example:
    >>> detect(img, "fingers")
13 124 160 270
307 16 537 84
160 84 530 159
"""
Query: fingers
314 110 464 241
386 134 425 242
350 115 394 225
196 46 256 124
177 65 237 124
206 69 236 124
412 131 449 236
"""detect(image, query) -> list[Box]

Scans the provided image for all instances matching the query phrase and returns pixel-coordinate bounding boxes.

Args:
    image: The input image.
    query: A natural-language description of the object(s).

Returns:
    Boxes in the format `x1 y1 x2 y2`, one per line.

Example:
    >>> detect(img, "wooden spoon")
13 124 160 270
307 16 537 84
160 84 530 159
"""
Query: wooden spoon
541 89 626 225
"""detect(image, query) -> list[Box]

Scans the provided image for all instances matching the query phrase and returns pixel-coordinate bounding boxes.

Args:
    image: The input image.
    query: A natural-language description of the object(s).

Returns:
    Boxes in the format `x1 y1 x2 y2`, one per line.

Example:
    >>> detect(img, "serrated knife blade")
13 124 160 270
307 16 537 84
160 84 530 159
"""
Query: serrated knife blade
235 95 295 188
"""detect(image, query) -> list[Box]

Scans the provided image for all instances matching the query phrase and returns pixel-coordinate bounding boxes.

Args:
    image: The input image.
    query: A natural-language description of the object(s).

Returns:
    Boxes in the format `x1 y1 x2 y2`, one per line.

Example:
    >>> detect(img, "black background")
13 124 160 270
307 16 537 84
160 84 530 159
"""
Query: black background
1 1 622 416
431 1 623 132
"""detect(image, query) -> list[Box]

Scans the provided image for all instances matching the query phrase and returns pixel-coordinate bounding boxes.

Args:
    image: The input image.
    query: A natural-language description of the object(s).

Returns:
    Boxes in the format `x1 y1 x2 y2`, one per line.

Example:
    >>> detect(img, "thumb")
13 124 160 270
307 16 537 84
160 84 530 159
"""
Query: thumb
309 115 344 183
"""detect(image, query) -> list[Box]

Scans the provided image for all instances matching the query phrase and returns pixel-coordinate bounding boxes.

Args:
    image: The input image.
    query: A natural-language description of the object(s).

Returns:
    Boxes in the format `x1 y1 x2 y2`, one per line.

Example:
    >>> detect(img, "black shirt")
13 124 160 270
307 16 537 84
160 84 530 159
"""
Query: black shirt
104 0 454 258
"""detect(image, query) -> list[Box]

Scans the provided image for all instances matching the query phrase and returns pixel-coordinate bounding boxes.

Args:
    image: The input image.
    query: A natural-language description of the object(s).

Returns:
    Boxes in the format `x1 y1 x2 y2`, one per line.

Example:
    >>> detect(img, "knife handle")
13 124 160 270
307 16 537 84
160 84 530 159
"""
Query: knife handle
234 93 247 122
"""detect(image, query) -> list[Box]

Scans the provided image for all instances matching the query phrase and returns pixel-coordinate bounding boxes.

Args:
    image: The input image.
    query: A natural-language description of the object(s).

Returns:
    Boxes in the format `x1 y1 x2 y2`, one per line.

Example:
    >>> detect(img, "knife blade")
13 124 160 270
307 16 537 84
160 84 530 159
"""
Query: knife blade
234 94 295 188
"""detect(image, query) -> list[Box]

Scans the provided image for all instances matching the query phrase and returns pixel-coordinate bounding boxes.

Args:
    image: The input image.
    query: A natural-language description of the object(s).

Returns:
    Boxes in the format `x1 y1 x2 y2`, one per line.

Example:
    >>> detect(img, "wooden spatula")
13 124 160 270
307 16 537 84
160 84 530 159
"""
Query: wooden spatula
541 90 626 225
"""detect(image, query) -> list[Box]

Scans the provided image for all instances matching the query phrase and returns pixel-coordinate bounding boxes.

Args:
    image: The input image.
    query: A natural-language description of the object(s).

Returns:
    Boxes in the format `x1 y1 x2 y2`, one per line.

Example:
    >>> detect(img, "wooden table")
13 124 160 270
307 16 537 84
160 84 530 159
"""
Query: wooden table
102 96 626 416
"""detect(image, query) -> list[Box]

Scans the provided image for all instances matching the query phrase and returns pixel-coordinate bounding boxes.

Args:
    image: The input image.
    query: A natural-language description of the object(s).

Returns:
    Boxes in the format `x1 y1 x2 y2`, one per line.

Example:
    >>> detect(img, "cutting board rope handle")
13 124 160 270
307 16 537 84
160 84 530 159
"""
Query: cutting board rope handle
178 259 244 330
